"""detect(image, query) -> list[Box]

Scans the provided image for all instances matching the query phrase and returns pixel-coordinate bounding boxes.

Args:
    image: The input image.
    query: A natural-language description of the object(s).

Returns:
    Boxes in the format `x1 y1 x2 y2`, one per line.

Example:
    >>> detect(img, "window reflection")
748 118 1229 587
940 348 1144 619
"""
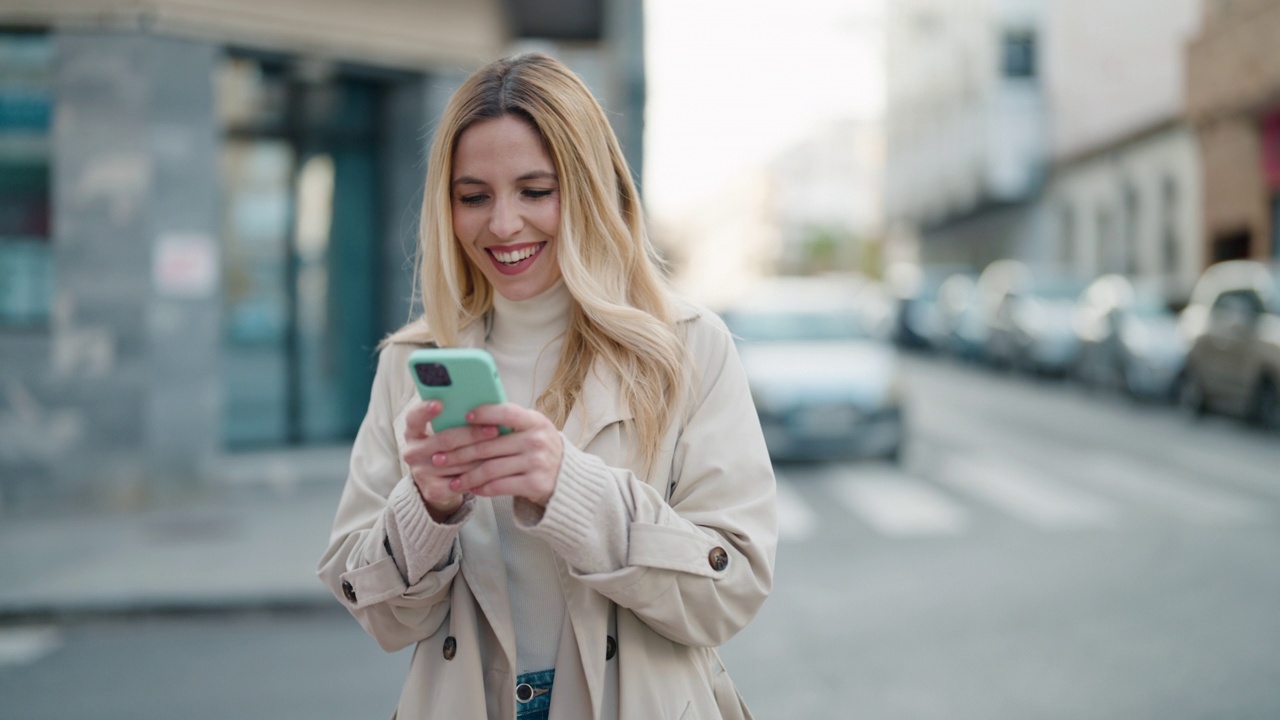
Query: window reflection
0 33 53 328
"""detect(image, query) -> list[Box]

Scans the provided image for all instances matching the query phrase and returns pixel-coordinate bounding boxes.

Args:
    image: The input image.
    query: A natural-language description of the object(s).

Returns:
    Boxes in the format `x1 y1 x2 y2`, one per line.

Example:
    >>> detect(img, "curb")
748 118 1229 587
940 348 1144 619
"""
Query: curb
0 593 344 625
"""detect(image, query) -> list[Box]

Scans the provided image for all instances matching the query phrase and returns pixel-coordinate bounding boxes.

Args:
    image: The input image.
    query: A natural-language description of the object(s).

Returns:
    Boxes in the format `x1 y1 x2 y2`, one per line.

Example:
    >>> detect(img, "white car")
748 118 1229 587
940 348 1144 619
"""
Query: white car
720 277 906 463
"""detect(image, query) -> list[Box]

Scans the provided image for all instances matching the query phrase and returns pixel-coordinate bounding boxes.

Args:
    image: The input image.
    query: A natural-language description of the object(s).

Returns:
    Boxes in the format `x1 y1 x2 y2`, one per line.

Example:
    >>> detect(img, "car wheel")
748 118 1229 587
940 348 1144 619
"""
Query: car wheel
1178 371 1207 418
1249 377 1280 431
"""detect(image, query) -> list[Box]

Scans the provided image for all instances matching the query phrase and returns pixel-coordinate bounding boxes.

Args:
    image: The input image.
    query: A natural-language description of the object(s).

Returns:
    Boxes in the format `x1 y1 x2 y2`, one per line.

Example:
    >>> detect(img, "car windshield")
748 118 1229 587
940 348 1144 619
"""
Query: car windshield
1129 295 1172 319
724 309 867 343
1030 276 1089 300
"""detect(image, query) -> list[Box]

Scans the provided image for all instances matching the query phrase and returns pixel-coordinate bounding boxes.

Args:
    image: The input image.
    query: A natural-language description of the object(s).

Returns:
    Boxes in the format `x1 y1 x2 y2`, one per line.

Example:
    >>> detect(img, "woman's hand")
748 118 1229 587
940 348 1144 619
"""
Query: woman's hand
435 403 565 507
401 400 498 521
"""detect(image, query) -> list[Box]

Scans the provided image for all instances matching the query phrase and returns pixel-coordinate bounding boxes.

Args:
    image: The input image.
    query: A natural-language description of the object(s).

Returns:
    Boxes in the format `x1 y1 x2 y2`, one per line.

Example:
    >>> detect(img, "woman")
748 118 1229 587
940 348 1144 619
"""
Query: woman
318 53 777 720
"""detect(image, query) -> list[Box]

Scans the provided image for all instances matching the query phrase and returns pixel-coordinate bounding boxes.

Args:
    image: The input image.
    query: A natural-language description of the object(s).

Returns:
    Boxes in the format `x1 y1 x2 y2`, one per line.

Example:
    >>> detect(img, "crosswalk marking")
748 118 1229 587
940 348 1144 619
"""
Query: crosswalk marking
936 453 1120 529
1074 452 1269 525
0 626 62 668
774 472 818 541
771 448 1274 542
825 467 970 537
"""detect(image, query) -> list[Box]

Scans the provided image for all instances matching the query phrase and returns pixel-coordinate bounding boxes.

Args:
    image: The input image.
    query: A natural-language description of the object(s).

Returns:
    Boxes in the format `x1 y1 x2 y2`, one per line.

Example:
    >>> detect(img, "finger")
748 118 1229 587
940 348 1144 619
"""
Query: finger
404 400 443 440
463 403 540 433
465 464 554 506
431 426 516 467
410 472 467 514
402 421 496 467
453 453 551 494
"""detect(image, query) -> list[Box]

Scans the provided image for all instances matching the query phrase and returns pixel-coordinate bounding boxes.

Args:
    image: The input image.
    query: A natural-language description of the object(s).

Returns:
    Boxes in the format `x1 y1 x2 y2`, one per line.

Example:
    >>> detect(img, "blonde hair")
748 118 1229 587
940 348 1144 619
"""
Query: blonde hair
385 53 688 476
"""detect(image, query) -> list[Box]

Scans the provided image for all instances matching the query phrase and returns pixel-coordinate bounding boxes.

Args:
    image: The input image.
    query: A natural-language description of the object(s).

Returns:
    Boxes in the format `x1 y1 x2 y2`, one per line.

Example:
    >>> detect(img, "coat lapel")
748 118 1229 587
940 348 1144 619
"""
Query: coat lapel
561 363 630 451
459 499 518 667
450 318 520 669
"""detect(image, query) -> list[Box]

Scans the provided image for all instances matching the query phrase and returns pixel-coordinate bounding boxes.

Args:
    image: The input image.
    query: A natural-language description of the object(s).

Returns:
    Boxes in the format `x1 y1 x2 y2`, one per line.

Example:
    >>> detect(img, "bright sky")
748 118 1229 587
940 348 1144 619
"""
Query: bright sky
643 0 885 221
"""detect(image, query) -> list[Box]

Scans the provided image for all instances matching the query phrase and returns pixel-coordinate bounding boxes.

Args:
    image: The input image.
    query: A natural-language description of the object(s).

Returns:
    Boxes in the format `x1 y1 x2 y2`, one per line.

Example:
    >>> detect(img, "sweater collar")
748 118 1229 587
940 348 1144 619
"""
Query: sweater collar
489 279 573 351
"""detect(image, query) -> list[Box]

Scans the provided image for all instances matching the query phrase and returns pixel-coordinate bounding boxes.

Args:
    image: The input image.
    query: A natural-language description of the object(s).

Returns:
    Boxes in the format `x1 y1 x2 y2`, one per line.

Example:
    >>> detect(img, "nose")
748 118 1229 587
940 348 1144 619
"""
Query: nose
488 196 523 239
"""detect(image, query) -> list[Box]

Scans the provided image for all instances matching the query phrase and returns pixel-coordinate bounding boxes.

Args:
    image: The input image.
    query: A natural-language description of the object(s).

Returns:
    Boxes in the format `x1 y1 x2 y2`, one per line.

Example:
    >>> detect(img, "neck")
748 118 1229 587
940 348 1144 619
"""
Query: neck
489 280 573 351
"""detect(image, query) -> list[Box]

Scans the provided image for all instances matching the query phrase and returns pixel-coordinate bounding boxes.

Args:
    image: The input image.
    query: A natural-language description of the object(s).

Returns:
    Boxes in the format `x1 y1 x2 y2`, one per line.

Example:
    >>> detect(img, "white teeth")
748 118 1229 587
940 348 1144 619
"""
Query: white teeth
492 245 539 265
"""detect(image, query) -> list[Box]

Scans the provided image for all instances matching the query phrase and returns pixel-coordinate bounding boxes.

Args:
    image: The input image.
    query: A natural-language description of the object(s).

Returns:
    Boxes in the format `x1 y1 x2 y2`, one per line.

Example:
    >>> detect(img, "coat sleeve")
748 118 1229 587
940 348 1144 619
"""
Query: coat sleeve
316 345 471 653
519 312 778 648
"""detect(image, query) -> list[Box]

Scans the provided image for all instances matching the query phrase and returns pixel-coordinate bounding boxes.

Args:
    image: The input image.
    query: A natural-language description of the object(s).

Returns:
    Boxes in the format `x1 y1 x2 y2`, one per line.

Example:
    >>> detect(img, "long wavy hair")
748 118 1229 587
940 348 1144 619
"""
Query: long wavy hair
384 53 688 475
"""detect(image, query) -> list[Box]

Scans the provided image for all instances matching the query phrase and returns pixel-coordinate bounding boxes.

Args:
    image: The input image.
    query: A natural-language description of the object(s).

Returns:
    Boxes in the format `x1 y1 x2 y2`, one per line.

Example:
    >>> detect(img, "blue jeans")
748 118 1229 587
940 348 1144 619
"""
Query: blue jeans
515 669 554 720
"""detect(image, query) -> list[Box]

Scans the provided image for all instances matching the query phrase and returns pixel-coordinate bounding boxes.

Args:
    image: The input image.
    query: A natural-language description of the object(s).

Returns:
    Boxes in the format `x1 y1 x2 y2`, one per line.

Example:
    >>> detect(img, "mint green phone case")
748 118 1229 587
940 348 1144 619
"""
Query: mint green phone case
407 348 511 433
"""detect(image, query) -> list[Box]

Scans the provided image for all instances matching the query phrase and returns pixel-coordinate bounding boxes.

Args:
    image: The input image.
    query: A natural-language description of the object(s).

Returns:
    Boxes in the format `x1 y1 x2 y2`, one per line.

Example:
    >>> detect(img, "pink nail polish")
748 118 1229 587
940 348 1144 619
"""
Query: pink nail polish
433 452 447 466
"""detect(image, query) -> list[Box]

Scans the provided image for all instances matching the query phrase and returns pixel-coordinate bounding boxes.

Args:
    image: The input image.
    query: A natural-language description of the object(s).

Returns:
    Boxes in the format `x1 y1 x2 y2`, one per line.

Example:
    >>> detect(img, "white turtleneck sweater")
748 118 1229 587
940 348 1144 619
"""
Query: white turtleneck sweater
381 277 634 686
487 280 572 675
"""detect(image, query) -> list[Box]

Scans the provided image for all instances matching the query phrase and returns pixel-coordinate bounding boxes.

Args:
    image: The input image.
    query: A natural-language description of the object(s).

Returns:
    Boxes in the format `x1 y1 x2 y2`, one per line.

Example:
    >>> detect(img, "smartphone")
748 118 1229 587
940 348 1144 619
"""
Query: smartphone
407 348 511 434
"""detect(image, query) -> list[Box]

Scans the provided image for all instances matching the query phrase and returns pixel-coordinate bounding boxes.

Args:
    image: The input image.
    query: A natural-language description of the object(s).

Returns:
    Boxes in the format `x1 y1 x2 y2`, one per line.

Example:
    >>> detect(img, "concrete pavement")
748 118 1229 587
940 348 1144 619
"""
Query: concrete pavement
0 446 353 620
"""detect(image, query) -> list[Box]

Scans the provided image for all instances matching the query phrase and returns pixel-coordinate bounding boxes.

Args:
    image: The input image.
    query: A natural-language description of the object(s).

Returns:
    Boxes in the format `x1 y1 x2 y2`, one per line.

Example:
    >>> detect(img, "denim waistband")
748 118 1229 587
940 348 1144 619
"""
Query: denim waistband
515 668 554 720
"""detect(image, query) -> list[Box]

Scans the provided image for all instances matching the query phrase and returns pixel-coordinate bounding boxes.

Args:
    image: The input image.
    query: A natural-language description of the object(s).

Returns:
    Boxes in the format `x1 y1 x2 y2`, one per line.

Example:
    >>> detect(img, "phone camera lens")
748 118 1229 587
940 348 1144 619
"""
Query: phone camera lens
416 362 452 387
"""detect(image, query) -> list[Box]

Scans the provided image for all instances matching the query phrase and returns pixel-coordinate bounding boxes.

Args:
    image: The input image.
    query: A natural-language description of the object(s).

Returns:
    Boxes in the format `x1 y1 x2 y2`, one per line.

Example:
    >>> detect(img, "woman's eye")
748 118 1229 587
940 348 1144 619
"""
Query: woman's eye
458 194 487 206
523 188 554 199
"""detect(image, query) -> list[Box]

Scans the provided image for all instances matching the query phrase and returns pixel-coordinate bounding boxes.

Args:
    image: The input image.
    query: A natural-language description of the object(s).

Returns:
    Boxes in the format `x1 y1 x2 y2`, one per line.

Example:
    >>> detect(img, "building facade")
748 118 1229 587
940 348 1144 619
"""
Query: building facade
884 0 1049 269
1187 0 1280 263
0 0 640 511
1041 0 1204 302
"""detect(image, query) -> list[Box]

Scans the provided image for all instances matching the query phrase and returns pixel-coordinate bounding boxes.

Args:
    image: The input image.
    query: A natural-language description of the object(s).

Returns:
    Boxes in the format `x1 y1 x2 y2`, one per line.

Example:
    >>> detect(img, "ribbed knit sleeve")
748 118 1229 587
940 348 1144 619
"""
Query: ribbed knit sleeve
383 476 475 585
512 439 629 574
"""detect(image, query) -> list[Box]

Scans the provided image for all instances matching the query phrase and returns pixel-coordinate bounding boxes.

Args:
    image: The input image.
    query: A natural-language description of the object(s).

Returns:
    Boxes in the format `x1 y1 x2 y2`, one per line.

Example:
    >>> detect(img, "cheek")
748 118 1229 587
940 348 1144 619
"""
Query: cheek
451 208 475 242
538 203 562 237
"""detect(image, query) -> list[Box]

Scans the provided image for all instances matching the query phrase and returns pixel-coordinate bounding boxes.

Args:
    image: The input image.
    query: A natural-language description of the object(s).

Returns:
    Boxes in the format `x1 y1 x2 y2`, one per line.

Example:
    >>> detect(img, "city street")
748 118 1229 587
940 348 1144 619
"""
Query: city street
3 353 1280 719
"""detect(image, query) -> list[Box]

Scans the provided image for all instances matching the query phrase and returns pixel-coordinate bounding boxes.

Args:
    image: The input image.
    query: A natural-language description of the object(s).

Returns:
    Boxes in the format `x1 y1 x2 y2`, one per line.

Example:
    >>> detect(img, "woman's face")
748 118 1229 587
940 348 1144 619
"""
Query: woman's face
451 115 562 302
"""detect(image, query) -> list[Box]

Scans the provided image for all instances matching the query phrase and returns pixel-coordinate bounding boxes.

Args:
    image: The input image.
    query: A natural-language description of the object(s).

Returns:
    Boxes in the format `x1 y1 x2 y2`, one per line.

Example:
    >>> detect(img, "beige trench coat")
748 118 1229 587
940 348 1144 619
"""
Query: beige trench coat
317 302 777 719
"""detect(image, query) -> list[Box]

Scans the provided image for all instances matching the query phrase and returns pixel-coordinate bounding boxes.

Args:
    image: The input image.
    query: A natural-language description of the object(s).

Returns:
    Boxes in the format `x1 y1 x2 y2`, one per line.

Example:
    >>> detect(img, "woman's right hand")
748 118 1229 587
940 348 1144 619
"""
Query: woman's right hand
401 399 501 522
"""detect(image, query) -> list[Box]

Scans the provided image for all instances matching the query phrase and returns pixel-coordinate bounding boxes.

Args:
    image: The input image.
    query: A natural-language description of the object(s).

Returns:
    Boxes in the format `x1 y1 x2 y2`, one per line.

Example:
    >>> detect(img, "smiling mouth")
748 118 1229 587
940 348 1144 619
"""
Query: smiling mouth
488 243 544 267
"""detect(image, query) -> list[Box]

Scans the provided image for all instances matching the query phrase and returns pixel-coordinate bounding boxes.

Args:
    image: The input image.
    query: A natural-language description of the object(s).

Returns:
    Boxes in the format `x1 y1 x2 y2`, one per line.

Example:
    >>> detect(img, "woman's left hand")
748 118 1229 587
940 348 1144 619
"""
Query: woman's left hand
437 403 564 507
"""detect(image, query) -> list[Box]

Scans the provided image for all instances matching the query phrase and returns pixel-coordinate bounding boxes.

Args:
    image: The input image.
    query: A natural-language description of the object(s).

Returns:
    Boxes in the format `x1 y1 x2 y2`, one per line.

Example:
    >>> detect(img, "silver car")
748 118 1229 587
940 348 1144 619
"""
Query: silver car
1178 260 1280 430
720 277 906 462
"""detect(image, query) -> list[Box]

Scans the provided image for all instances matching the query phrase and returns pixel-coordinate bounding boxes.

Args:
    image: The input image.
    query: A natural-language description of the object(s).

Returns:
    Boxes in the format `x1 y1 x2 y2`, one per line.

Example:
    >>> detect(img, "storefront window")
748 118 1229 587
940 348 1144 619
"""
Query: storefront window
217 52 383 447
0 33 53 328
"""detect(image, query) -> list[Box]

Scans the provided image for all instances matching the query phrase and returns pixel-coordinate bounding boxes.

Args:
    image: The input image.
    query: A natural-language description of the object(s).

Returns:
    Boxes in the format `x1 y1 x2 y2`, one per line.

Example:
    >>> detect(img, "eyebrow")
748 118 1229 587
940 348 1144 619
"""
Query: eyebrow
451 170 558 188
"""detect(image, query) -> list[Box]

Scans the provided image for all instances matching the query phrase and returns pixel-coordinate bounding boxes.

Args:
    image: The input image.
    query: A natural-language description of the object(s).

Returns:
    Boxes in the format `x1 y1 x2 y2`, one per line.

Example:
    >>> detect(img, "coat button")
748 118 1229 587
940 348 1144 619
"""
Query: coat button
708 547 729 572
341 580 357 604
442 636 457 660
605 635 617 661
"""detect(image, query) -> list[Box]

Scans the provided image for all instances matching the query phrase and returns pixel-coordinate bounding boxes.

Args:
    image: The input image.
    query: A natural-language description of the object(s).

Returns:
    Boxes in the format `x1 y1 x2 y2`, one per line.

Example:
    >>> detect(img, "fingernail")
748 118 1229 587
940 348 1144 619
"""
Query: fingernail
483 425 499 437
465 411 475 422
428 400 441 412
432 452 447 466
449 478 462 491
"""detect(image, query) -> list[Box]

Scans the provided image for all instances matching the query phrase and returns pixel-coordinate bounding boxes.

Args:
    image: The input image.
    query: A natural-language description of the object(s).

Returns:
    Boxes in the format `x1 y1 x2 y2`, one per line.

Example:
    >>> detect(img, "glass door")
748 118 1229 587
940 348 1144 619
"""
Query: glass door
219 58 382 447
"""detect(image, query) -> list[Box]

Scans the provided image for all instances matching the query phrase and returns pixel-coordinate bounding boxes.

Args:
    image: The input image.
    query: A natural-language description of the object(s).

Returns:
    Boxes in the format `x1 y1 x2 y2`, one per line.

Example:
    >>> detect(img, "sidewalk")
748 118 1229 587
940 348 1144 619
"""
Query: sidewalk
0 446 353 620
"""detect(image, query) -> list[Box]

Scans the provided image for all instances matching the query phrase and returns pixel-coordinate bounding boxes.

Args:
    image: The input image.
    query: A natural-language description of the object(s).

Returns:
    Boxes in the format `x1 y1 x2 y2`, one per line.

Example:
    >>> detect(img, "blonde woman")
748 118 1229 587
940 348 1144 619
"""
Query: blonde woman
318 53 777 720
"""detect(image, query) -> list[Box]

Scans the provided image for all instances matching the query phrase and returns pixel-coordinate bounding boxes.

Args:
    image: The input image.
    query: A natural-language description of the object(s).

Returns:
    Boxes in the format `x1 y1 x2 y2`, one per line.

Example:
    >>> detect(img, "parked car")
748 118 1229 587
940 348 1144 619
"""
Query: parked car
886 262 974 351
974 259 1033 367
720 277 906 462
1178 260 1280 430
935 271 985 361
976 261 1087 374
1006 271 1091 375
1073 274 1185 400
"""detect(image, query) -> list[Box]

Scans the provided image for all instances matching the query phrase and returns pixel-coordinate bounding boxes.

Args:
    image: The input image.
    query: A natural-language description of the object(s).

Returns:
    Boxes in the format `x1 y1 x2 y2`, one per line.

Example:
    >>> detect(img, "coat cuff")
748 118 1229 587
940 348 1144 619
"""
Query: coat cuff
514 440 628 574
384 476 472 585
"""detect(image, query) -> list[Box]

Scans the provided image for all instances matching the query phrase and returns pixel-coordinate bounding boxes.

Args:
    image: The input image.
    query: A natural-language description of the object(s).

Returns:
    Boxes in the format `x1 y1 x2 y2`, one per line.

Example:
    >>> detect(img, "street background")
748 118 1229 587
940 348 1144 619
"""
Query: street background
4 354 1280 718
4 0 1280 717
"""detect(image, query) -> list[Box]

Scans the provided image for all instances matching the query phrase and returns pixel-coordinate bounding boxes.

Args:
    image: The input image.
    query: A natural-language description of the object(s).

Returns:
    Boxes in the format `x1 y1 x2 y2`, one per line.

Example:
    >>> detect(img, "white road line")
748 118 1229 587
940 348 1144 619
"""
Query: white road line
827 468 971 537
0 626 62 667
1074 453 1269 525
938 453 1120 529
774 473 818 542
